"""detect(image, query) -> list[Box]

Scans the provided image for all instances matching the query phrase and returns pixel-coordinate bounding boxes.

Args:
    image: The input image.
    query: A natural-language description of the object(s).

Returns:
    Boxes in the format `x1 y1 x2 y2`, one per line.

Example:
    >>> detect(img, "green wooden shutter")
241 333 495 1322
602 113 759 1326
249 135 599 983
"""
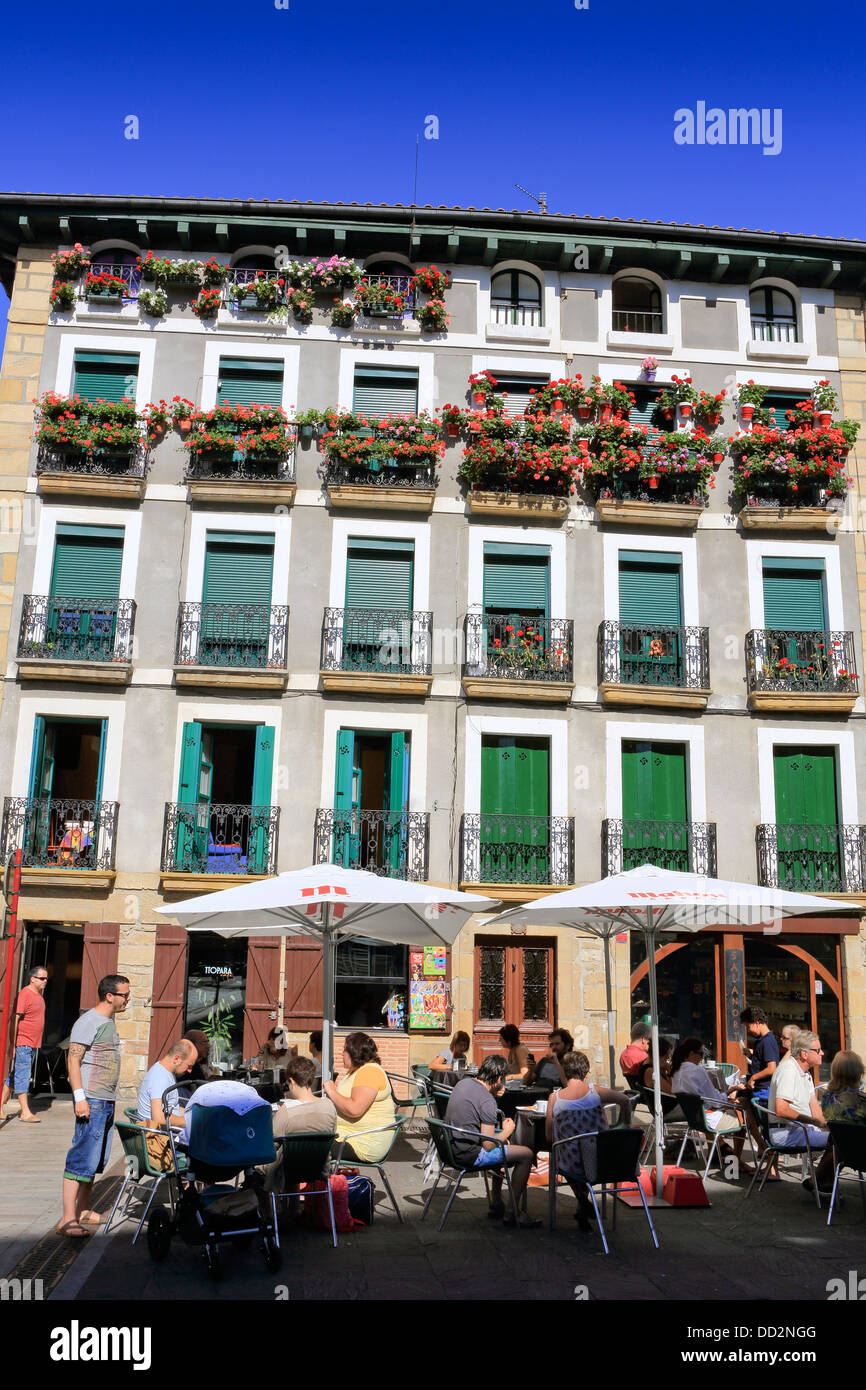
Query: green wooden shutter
481 737 550 883
493 374 549 420
177 722 204 805
773 746 840 889
621 741 689 870
761 391 800 431
387 732 409 874
345 538 413 610
26 718 53 861
618 552 682 625
72 351 139 403
333 730 358 866
175 721 208 873
50 528 124 600
762 560 826 631
217 358 284 408
483 544 550 617
352 365 419 418
202 534 274 606
249 724 276 874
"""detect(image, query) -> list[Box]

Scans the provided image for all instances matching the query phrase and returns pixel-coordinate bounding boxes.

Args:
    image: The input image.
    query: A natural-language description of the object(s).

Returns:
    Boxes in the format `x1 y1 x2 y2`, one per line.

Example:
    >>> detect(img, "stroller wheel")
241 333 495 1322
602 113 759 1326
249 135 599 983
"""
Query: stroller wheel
204 1243 224 1282
263 1236 282 1274
147 1208 172 1263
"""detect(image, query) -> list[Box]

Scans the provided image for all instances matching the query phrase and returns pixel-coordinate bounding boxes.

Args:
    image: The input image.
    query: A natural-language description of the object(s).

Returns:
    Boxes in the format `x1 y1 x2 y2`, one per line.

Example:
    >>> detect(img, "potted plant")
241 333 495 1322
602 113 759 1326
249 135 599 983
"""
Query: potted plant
51 243 91 280
355 279 407 318
285 286 313 322
293 408 327 442
191 287 221 319
415 298 449 331
737 380 767 423
142 400 170 439
50 281 76 311
236 273 284 311
696 389 725 427
139 287 168 318
330 298 357 329
137 252 172 283
467 370 499 409
306 256 362 294
85 271 125 303
811 379 837 430
410 265 452 297
201 257 228 286
641 356 659 381
170 397 197 434
162 259 204 291
440 404 464 438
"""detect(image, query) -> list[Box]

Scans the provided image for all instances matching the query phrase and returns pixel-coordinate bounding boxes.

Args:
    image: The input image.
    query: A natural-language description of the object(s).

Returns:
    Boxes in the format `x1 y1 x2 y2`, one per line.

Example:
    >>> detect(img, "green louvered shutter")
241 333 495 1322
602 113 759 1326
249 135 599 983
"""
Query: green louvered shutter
72 352 139 403
345 538 413 610
352 365 419 418
202 533 274 666
50 526 123 600
629 385 662 430
217 358 284 408
483 544 550 618
493 374 549 420
773 746 840 889
618 552 682 625
621 741 689 870
761 391 801 431
762 560 826 631
481 736 550 883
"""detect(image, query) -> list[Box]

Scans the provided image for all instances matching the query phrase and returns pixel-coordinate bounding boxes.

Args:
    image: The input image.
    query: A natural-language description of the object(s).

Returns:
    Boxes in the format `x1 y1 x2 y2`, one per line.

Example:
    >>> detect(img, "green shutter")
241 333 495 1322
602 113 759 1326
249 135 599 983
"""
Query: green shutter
622 742 688 822
345 540 413 611
72 351 139 403
762 564 826 631
249 724 276 874
175 722 209 872
773 747 838 827
50 530 123 600
387 732 409 874
491 374 550 420
483 546 550 617
177 722 204 805
761 391 800 431
352 365 419 418
203 535 274 605
481 738 549 816
217 358 284 407
618 556 682 625
28 717 51 799
333 729 359 866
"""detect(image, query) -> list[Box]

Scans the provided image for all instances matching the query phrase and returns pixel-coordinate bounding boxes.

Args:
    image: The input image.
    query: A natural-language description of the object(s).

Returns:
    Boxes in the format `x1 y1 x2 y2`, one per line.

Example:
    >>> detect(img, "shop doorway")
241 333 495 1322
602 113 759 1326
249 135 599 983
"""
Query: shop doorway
472 936 555 1065
184 932 249 1072
22 922 85 1092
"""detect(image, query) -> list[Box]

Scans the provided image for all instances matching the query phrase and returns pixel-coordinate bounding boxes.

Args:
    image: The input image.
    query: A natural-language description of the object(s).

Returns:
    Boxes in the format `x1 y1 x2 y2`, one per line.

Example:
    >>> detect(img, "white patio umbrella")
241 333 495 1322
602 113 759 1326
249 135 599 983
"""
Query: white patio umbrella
492 863 850 1199
156 863 497 1079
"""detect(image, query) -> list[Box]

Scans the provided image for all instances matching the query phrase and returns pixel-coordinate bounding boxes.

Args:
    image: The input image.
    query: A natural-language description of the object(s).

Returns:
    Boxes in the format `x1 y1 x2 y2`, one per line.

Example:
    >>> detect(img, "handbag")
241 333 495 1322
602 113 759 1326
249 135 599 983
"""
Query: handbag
301 1174 364 1233
346 1174 375 1225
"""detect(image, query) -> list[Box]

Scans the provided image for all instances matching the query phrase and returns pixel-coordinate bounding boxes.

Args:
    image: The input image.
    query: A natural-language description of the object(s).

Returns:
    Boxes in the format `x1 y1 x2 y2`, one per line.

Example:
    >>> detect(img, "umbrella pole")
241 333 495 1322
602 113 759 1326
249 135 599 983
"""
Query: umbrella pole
603 933 616 1088
322 910 335 1083
644 921 664 1200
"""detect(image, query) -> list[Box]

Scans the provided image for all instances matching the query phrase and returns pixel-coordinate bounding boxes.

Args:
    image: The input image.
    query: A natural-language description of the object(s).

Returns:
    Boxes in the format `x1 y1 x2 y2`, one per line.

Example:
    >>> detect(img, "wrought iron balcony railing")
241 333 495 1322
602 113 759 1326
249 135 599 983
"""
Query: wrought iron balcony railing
757 823 866 894
321 456 437 490
2 797 118 871
603 819 718 877
36 440 148 480
598 621 709 689
750 315 799 344
222 267 283 308
358 272 414 316
611 309 664 334
184 451 295 483
162 802 279 876
320 608 432 676
83 261 141 300
745 630 859 694
461 813 574 886
490 302 543 327
175 603 289 670
18 596 136 663
313 808 429 881
464 614 573 683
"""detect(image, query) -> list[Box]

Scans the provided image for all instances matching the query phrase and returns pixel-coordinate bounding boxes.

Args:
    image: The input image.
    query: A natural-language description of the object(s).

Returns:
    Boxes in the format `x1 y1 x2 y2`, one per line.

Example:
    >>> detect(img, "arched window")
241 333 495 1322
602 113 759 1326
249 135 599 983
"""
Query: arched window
612 277 663 334
230 254 280 309
750 287 798 344
89 247 140 301
490 270 542 327
363 260 413 300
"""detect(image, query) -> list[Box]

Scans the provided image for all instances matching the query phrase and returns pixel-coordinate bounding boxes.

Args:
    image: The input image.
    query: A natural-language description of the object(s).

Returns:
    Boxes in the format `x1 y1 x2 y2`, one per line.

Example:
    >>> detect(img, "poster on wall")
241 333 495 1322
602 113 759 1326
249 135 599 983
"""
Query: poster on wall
409 949 448 1029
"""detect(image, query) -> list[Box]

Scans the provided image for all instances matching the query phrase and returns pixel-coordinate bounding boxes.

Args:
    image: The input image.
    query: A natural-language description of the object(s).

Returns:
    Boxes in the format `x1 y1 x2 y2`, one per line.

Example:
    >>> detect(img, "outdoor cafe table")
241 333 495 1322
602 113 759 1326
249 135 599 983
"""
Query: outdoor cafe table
514 1101 622 1155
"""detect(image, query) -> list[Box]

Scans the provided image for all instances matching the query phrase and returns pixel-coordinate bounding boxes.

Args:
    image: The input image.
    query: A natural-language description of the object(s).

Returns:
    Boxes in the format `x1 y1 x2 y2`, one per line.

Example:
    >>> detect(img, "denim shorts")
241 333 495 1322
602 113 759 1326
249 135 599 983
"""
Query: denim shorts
64 1099 116 1182
6 1045 34 1095
473 1144 506 1168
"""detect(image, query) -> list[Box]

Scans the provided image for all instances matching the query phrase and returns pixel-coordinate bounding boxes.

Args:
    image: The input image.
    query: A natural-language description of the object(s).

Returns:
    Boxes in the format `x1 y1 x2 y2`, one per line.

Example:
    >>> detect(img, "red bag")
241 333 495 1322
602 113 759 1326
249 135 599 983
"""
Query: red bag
301 1175 364 1232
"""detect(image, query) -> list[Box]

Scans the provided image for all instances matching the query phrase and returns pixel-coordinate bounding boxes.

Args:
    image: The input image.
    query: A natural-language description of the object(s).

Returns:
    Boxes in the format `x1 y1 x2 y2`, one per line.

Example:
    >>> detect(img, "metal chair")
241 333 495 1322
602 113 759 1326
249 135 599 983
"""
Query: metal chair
826 1121 866 1227
331 1116 407 1222
745 1101 824 1209
273 1132 339 1248
674 1091 755 1180
105 1121 184 1242
638 1086 686 1162
386 1070 434 1122
577 1127 660 1256
422 1118 518 1232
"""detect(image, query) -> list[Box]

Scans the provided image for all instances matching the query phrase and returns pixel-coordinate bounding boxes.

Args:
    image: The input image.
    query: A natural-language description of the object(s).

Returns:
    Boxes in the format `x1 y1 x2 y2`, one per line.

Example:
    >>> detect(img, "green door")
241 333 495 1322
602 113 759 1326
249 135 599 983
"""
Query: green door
621 741 689 870
249 725 276 874
343 538 413 671
618 551 683 685
480 737 550 883
387 731 409 875
201 533 274 667
72 352 139 403
49 525 124 660
176 721 211 872
773 747 840 889
333 729 359 867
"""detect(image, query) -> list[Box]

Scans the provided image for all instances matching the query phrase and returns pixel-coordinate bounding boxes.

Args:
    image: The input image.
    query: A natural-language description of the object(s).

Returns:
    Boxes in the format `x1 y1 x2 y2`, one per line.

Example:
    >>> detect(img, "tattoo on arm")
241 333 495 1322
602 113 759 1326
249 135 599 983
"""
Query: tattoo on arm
68 1043 87 1064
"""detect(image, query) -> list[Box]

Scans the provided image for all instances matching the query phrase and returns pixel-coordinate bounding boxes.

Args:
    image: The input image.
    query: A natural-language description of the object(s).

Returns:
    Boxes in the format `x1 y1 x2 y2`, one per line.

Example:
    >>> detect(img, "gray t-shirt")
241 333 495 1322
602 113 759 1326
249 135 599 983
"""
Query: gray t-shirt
70 1008 121 1100
445 1077 497 1166
137 1061 180 1122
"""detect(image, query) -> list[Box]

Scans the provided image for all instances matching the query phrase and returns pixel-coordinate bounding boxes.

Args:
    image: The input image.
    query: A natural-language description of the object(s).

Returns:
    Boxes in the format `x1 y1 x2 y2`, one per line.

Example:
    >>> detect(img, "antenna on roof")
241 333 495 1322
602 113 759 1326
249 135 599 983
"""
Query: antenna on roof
515 183 547 215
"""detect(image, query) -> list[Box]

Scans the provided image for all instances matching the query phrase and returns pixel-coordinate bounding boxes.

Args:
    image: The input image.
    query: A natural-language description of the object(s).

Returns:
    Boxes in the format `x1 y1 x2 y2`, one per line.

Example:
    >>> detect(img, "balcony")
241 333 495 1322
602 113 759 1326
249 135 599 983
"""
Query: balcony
313 809 429 881
745 630 859 713
598 621 710 710
319 608 433 695
462 614 574 703
602 819 718 877
747 316 808 362
593 474 707 528
184 449 296 506
460 813 574 902
757 823 866 898
486 301 550 345
322 457 437 513
160 802 280 892
36 442 148 501
174 603 289 690
17 597 135 684
607 309 673 355
1 797 118 889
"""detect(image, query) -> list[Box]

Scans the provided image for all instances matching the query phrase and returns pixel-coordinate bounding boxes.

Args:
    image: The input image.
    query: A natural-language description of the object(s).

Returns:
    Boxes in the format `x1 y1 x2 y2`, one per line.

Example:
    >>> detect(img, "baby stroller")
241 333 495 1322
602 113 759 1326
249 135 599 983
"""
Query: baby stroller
146 1081 281 1281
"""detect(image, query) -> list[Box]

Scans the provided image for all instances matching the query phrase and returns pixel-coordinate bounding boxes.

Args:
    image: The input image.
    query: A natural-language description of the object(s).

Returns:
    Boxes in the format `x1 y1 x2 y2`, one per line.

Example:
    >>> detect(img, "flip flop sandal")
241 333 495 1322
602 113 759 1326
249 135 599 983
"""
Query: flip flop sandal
19 1116 41 1123
57 1221 91 1238
78 1212 106 1225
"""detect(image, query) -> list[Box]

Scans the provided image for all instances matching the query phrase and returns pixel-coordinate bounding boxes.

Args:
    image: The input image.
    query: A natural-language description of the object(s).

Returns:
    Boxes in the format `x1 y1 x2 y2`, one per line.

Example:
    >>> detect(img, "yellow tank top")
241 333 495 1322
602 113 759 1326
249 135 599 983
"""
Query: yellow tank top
335 1062 395 1161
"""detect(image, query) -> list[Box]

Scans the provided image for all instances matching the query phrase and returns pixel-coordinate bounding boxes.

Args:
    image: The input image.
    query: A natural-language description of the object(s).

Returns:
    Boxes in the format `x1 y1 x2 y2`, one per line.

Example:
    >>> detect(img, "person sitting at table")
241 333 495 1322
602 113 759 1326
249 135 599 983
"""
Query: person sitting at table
545 1051 631 1232
779 1023 797 1061
431 1031 471 1071
499 1024 533 1081
671 1036 743 1141
820 1049 866 1124
445 1054 540 1228
259 1025 290 1074
136 1039 198 1169
534 1028 575 1090
322 1031 396 1163
619 1022 653 1083
264 1055 338 1194
636 1037 673 1095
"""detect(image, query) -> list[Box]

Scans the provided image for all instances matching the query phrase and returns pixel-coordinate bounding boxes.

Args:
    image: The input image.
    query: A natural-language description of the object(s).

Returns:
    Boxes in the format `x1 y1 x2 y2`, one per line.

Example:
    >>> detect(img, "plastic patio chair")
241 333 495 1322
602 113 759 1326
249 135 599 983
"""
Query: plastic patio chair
674 1091 755 1181
576 1127 660 1256
386 1070 434 1121
422 1118 519 1232
105 1121 185 1242
273 1132 339 1248
331 1116 407 1222
826 1121 866 1227
745 1100 824 1208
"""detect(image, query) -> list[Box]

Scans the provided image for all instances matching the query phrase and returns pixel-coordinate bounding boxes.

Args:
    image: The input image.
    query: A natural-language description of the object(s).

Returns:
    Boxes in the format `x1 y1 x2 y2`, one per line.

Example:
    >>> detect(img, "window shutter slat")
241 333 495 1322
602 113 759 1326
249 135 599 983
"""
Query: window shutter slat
72 352 139 403
345 545 413 609
50 533 123 600
762 568 826 630
203 539 274 606
483 554 549 614
217 359 284 408
618 561 682 626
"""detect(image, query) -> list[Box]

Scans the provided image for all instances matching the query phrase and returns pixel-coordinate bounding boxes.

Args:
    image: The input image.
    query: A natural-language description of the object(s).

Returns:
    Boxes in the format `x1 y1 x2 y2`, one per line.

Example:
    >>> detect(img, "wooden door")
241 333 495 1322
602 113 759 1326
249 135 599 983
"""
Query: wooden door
149 920 188 1065
472 936 555 1064
80 922 119 1013
283 936 323 1031
243 936 281 1058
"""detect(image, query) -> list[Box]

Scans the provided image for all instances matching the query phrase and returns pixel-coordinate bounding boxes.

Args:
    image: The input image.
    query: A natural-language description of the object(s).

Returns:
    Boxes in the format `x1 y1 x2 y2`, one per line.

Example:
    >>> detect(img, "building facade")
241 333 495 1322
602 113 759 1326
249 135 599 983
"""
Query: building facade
0 193 864 1094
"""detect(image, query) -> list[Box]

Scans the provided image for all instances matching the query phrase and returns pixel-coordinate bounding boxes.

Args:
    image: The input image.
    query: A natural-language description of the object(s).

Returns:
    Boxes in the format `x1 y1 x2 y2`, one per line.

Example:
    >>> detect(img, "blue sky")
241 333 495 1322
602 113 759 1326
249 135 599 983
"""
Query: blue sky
1 0 864 353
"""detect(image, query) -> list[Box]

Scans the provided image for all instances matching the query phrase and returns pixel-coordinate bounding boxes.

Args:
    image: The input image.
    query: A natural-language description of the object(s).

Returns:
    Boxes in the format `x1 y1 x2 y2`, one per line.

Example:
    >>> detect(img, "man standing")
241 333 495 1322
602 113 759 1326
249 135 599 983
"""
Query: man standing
1 966 48 1121
56 974 130 1238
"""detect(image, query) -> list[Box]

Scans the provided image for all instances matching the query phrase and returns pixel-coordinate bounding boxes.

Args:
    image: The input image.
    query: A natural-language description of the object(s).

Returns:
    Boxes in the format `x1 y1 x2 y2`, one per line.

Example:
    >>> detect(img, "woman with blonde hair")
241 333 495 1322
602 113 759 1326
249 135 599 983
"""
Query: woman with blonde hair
820 1050 866 1124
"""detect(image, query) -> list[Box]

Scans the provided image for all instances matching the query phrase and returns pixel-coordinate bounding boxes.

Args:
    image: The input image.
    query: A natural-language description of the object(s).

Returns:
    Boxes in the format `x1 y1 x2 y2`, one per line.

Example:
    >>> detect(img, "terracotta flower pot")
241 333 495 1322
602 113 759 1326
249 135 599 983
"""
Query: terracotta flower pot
600 405 612 424
553 398 564 413
679 402 693 419
578 405 591 420
149 422 167 440
648 474 659 489
472 391 486 408
706 412 720 426
662 407 675 421
177 418 193 436
817 410 832 429
740 404 755 421
447 422 459 438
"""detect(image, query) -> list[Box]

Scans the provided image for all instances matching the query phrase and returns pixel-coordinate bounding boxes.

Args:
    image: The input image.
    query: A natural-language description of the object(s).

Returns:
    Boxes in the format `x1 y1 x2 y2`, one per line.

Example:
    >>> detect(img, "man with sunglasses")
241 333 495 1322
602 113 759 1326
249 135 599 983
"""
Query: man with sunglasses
57 974 130 1238
767 1028 833 1192
1 966 48 1121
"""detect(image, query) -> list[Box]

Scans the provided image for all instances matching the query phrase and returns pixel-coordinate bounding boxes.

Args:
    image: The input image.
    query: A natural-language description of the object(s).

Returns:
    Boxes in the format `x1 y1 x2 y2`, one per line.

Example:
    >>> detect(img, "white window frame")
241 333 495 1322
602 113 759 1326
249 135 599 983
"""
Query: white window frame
320 709 428 813
604 720 707 822
482 261 554 335
184 511 292 667
27 505 141 659
12 697 126 803
337 349 433 415
603 533 699 624
469 353 566 391
326 518 431 673
467 526 567 675
170 701 284 807
200 340 301 414
746 538 843 631
756 727 858 889
55 333 155 407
